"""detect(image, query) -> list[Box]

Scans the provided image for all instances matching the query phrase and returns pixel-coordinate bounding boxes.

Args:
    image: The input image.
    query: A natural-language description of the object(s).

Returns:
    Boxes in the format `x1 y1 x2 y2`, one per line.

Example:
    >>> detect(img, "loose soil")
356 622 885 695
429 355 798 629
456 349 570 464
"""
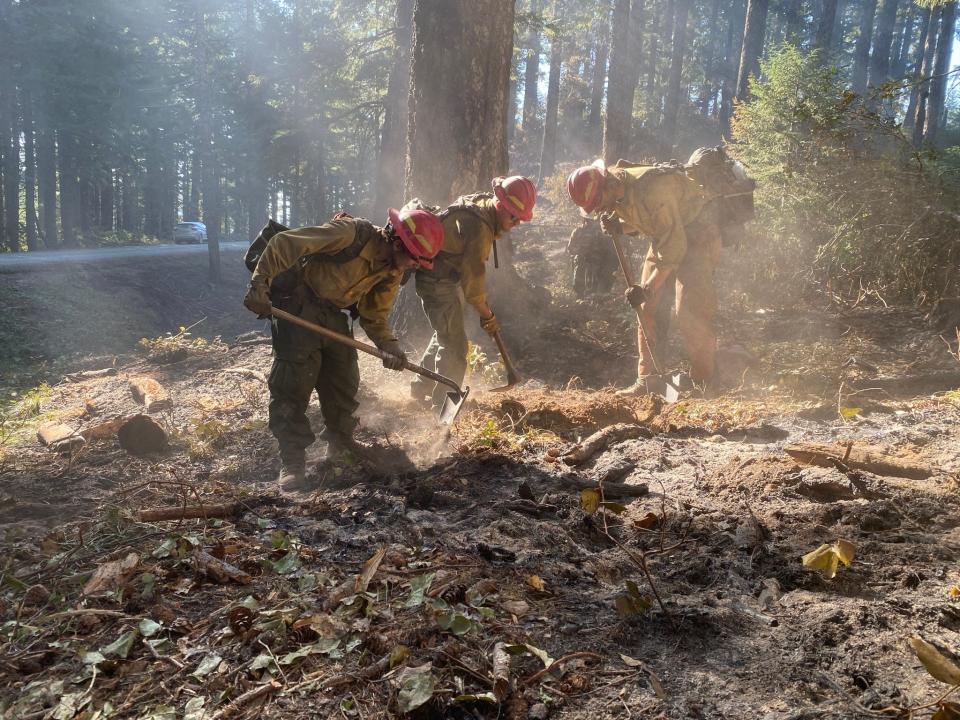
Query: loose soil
2 233 960 720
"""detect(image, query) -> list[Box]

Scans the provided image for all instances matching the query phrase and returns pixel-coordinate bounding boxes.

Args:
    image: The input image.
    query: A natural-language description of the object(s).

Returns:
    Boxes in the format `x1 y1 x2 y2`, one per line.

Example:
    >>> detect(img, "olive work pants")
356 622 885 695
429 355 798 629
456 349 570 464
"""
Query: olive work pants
410 276 468 407
638 221 722 385
268 298 359 454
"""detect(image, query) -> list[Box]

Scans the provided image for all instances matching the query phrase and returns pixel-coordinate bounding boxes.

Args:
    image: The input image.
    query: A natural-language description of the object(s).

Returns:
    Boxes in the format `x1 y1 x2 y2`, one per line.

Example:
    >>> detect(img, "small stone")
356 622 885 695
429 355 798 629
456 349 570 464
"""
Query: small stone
528 703 549 720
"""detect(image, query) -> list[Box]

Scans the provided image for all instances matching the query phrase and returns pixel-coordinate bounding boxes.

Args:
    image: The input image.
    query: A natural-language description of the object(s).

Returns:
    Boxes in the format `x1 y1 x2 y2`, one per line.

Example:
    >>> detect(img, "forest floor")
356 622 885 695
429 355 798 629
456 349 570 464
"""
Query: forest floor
3 231 960 720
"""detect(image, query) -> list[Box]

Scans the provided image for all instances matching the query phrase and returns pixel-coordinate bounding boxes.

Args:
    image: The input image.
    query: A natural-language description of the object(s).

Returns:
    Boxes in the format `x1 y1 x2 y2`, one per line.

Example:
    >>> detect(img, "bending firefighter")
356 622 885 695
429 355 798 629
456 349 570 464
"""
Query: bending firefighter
243 208 445 490
567 159 721 393
410 176 537 408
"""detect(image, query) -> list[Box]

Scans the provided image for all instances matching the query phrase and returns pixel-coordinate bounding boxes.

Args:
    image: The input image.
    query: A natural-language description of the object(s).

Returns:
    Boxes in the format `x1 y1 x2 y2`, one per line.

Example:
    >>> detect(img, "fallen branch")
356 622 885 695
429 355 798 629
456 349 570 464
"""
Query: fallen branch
557 477 649 500
198 367 268 383
138 502 238 523
785 441 934 480
520 652 603 687
193 549 253 585
562 424 653 466
212 680 281 720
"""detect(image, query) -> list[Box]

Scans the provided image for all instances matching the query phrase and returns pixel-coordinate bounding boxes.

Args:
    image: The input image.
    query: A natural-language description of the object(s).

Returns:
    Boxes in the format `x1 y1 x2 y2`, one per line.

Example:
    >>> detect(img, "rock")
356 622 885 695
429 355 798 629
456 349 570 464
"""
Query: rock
758 578 782 609
129 376 172 413
592 455 635 484
118 414 168 455
528 703 549 720
37 423 85 453
793 468 856 502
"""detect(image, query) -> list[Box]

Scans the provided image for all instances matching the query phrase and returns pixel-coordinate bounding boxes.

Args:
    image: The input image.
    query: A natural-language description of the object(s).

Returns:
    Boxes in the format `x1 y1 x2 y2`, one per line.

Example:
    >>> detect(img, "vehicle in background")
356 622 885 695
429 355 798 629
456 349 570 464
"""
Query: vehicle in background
173 222 207 244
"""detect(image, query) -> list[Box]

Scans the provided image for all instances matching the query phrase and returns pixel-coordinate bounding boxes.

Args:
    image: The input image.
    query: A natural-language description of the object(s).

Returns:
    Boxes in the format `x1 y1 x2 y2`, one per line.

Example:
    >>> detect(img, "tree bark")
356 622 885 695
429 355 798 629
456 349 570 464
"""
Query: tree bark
538 1 563 183
522 0 543 133
866 0 900 100
662 0 690 144
603 0 634 163
0 64 18 251
891 3 917 78
587 1 612 136
375 0 414 212
644 0 663 124
58 131 80 247
21 86 38 250
783 0 802 43
904 5 933 132
405 0 514 205
923 0 955 144
719 0 746 135
851 0 878 94
814 0 839 52
735 0 769 102
36 120 57 248
911 5 939 144
196 8 221 282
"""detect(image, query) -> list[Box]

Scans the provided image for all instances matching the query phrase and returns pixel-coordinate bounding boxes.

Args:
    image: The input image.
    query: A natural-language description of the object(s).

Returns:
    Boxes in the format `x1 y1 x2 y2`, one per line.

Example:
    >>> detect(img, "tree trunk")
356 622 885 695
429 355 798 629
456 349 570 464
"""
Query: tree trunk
911 5 939 144
58 131 80 247
36 120 57 248
603 0 633 163
0 68 18 251
923 0 955 144
662 0 690 144
644 0 662 123
522 0 543 133
866 0 900 100
735 0 769 101
851 0 877 94
196 9 221 282
21 86 38 250
904 5 933 132
719 0 746 135
375 0 414 212
891 3 917 78
699 0 722 114
587 2 612 136
814 0 839 52
538 1 563 183
405 0 514 205
783 0 802 43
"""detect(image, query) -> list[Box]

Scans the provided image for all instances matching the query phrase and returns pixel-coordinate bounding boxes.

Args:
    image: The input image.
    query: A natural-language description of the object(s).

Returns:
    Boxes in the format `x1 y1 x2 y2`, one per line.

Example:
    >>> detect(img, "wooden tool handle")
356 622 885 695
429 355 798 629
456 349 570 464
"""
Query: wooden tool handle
491 330 521 384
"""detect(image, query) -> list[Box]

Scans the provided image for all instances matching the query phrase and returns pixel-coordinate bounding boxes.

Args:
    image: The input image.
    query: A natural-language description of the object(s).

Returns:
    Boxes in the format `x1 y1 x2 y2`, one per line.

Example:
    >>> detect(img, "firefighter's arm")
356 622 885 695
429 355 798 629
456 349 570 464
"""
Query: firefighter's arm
643 181 687 272
357 275 401 348
251 220 356 285
459 219 494 313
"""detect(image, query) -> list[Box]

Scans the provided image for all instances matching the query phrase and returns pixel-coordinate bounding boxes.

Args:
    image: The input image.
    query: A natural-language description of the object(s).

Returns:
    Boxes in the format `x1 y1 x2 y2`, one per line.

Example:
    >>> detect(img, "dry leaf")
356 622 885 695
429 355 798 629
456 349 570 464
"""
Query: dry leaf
801 540 856 579
580 488 600 515
910 637 960 686
933 701 960 720
83 553 140 597
526 575 547 592
354 546 387 594
501 600 529 617
838 407 863 419
634 512 659 530
948 586 960 599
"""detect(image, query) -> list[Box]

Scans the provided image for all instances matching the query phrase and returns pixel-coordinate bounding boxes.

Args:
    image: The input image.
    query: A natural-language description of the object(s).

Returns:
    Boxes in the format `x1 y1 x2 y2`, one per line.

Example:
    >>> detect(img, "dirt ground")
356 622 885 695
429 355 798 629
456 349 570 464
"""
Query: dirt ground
3 231 960 720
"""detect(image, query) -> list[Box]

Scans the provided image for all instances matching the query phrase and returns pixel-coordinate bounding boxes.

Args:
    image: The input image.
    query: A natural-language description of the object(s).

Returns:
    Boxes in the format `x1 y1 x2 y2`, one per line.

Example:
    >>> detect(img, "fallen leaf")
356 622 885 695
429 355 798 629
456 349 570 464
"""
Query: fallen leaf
355 547 387 594
580 488 601 515
269 551 300 575
501 600 529 617
83 553 140 596
934 701 960 720
192 653 222 679
183 697 206 720
390 644 410 668
910 637 960 686
634 512 659 530
620 653 644 667
101 629 139 659
801 540 856 579
838 407 863 419
453 693 498 704
526 575 547 592
138 619 162 638
601 501 628 515
396 664 435 713
949 586 960 599
137 705 176 720
405 572 436 608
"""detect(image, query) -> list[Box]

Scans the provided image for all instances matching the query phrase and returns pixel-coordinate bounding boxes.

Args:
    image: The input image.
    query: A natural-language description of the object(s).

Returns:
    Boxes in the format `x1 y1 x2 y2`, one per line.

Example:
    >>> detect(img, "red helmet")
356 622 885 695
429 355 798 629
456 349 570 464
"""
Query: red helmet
492 176 537 222
566 162 607 214
387 207 444 270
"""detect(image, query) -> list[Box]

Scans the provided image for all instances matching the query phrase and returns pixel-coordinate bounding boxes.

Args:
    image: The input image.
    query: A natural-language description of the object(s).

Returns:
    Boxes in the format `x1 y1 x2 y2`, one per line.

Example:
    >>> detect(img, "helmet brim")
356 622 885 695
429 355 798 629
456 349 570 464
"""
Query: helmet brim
388 207 435 269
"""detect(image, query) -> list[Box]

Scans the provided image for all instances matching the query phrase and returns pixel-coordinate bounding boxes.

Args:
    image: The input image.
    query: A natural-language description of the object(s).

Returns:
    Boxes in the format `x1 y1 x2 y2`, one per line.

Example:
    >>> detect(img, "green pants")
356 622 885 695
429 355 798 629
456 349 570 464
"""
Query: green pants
411 276 468 406
268 298 359 453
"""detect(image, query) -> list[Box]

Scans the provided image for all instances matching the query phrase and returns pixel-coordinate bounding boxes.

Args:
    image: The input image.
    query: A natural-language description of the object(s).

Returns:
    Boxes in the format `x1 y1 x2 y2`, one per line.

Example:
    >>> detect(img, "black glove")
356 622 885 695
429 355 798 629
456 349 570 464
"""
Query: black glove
479 313 501 336
599 214 622 236
243 280 272 318
379 341 407 371
624 284 647 309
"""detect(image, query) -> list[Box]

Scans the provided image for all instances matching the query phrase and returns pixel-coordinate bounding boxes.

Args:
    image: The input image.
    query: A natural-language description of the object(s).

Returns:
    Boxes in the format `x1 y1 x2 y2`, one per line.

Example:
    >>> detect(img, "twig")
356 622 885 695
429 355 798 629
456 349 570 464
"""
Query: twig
212 680 281 720
520 652 603 687
601 529 670 617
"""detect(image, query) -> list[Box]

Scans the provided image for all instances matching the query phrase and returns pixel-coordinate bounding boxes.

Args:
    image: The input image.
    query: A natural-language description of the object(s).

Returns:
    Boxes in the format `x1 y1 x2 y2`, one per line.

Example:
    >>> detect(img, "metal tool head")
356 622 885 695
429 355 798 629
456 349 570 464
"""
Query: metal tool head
642 373 689 403
438 386 470 425
489 370 521 393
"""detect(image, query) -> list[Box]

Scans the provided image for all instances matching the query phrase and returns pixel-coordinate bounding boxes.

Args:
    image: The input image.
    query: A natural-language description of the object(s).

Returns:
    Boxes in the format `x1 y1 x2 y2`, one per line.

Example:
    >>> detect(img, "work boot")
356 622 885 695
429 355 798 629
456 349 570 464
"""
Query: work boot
277 448 308 493
615 377 652 397
320 428 362 462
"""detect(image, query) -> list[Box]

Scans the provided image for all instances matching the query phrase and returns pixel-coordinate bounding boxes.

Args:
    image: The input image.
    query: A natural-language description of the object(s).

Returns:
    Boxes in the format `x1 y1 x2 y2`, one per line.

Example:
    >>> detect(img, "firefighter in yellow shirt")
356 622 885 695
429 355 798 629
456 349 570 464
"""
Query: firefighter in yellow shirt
243 208 444 490
410 176 537 407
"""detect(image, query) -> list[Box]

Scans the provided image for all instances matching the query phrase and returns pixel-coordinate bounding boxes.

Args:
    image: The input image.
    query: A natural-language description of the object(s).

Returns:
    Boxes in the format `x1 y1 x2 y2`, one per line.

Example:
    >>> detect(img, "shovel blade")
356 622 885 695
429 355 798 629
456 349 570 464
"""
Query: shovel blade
438 387 470 425
643 373 686 403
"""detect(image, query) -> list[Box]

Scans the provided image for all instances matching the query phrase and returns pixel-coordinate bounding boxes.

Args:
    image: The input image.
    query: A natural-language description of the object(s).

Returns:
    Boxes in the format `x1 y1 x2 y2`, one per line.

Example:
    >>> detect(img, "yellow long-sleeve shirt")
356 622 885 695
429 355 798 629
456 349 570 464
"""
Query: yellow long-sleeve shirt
420 196 500 308
609 162 708 268
250 219 403 347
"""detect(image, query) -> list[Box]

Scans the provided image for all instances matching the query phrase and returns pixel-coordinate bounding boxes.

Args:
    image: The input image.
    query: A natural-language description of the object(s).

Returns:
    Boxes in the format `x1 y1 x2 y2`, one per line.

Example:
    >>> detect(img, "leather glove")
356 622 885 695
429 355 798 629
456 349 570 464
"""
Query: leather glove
379 341 407 371
243 280 273 318
479 313 501 336
599 214 622 236
624 284 647 309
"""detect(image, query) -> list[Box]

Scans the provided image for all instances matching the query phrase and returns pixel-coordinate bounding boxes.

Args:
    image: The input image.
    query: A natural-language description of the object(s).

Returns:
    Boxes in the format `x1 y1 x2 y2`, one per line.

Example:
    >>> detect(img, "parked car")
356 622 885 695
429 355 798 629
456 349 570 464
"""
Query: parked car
173 222 207 244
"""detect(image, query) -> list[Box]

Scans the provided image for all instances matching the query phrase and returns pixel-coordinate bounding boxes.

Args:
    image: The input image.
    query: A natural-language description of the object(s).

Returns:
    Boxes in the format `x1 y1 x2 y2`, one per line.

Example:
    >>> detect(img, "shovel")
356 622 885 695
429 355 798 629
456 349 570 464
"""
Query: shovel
271 307 470 424
489 329 521 392
607 226 682 403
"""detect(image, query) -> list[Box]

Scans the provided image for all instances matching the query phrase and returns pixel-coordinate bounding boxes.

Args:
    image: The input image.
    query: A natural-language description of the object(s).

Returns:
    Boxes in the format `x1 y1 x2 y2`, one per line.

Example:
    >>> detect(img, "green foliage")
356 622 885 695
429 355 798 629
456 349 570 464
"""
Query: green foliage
731 46 960 303
138 327 224 364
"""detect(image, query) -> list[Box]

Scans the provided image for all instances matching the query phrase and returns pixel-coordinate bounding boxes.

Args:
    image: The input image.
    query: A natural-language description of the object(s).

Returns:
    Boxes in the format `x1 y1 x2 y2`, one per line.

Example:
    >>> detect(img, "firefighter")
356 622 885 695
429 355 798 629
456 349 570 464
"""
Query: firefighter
243 207 445 491
410 176 537 408
566 159 721 392
566 217 618 297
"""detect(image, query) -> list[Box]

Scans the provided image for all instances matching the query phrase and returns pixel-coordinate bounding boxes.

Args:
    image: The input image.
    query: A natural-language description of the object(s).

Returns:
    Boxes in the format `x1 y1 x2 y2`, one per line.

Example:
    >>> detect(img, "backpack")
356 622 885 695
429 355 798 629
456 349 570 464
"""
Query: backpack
684 146 756 230
244 214 372 274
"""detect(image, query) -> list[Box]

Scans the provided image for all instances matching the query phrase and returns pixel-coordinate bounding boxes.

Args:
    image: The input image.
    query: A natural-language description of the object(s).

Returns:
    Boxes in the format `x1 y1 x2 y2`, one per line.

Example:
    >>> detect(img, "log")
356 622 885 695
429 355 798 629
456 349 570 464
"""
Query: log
785 441 934 480
193 549 252 585
138 503 239 523
562 423 653 466
128 376 172 412
557 476 649 499
37 423 85 453
118 414 167 455
492 642 511 701
80 414 136 442
65 368 117 383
